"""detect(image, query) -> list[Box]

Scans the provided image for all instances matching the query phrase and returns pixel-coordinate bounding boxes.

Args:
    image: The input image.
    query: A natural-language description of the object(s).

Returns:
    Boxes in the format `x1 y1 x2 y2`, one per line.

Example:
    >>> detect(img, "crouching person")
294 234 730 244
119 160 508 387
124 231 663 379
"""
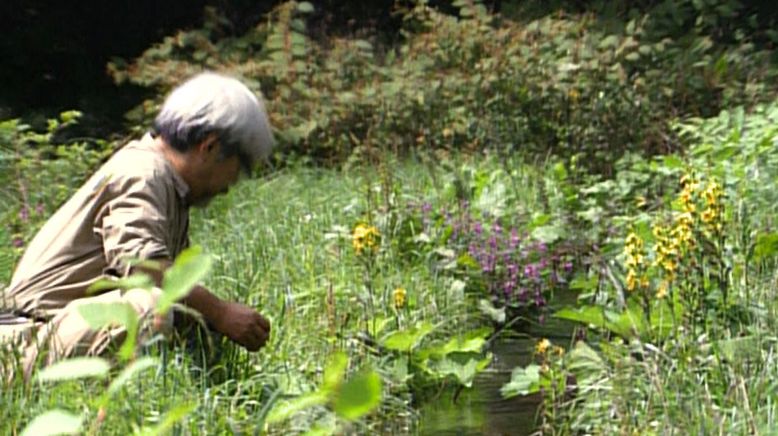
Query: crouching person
0 72 274 380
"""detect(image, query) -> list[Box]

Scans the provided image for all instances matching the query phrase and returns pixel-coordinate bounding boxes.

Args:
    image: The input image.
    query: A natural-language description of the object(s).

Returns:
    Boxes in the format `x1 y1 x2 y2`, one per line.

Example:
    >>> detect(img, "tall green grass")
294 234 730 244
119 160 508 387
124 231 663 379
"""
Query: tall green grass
2 154 557 434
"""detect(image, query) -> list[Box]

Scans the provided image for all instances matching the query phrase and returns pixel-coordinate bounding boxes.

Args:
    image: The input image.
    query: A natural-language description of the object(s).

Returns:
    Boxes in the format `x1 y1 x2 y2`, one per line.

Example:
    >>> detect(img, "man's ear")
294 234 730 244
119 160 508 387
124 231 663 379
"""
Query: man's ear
196 134 220 157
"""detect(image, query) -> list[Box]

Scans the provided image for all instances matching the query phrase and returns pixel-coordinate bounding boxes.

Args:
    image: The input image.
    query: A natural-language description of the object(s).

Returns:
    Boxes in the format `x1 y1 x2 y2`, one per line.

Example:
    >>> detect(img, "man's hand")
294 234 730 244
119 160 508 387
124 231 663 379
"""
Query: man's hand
133 260 271 352
213 301 271 351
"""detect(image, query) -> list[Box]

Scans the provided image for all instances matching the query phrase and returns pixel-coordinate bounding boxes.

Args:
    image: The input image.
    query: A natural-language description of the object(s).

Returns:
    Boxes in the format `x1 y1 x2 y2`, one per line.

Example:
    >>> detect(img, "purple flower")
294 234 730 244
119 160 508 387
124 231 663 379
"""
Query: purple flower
18 207 29 223
509 228 520 249
507 263 519 279
12 237 24 248
492 222 503 234
422 202 432 214
482 253 496 273
564 261 573 273
473 222 483 236
488 236 498 250
524 264 540 280
35 203 45 214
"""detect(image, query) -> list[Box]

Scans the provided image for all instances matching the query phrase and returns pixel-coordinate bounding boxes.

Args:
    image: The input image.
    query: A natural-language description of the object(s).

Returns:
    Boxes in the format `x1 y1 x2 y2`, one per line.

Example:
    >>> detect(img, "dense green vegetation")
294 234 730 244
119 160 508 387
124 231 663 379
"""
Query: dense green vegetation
2 0 778 434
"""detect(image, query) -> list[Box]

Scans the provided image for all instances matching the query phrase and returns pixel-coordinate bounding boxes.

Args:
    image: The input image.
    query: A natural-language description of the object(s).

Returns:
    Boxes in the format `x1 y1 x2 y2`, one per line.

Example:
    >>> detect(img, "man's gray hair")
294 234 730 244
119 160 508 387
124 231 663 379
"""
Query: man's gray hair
153 72 274 170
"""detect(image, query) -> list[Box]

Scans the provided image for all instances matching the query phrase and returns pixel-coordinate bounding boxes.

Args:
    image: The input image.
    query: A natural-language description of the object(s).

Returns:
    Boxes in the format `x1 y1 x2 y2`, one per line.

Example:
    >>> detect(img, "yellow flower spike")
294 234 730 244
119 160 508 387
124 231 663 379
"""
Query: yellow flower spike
640 275 649 289
536 338 551 355
626 270 638 292
352 223 380 255
553 346 565 357
656 282 668 299
393 287 407 309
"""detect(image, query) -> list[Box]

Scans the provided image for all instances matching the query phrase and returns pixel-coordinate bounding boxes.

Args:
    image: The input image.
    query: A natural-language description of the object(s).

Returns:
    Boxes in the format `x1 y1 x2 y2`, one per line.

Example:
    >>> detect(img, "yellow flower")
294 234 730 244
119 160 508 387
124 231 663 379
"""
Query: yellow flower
700 208 716 224
393 287 407 309
625 253 644 268
553 346 565 357
626 269 638 292
536 338 551 355
352 223 380 254
656 281 668 299
568 88 580 103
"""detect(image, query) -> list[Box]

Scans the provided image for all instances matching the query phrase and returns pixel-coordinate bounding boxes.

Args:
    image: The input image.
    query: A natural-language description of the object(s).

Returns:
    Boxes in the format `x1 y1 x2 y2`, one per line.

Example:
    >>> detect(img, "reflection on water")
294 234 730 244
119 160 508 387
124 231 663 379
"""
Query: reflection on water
418 295 578 436
417 335 540 436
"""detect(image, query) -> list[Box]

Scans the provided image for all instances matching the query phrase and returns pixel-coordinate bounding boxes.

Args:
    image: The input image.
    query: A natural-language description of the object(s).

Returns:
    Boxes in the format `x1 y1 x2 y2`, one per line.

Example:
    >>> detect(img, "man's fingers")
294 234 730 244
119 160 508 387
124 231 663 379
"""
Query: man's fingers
255 315 270 332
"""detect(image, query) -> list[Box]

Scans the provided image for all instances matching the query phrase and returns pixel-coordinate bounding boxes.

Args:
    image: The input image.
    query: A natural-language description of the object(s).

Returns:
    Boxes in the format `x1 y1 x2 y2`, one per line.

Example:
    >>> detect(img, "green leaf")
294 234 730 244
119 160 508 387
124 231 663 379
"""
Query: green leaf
478 299 506 323
158 246 213 314
37 357 110 382
554 306 606 327
366 316 393 338
21 409 82 436
754 232 778 261
77 302 140 361
566 342 604 386
711 336 760 362
333 370 382 421
501 364 541 398
87 273 153 294
322 352 348 393
430 354 492 388
531 224 565 244
135 403 196 436
77 302 138 330
107 357 158 397
354 40 373 51
297 1 315 13
440 327 492 355
569 274 598 292
266 391 328 424
382 321 434 352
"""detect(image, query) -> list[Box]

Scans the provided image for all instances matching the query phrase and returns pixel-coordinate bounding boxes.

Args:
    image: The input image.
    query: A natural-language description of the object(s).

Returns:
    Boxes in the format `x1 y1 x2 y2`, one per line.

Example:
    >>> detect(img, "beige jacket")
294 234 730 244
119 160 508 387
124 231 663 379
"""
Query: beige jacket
4 134 190 319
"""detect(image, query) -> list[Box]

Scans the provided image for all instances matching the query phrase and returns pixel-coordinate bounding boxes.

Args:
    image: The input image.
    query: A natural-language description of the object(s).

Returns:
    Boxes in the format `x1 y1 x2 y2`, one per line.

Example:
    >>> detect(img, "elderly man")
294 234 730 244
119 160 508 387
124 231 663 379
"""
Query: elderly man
1 72 273 377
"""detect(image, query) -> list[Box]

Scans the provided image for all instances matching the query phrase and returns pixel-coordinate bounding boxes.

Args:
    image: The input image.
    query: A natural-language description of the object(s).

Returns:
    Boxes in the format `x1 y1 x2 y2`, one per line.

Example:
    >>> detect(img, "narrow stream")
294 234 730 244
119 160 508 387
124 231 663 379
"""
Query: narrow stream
417 294 578 435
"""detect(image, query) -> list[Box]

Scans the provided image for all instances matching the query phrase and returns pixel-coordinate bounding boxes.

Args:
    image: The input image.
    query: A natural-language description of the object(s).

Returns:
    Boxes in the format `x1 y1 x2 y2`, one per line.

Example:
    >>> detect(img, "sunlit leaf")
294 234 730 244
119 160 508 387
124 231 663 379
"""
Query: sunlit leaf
297 1 314 13
431 353 492 388
531 224 566 244
107 357 158 397
478 299 506 324
322 352 348 392
441 327 492 355
566 342 605 386
382 322 434 352
135 403 196 436
333 370 382 421
77 302 140 361
158 246 213 314
754 232 778 261
37 357 110 382
77 302 138 330
21 409 82 436
554 306 607 327
501 364 541 398
87 273 153 294
266 392 328 424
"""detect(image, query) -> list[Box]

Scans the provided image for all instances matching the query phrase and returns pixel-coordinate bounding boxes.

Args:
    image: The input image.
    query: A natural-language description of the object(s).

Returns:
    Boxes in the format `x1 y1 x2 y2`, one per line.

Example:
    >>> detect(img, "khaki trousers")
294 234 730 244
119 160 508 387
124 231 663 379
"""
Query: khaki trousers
1 288 171 381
